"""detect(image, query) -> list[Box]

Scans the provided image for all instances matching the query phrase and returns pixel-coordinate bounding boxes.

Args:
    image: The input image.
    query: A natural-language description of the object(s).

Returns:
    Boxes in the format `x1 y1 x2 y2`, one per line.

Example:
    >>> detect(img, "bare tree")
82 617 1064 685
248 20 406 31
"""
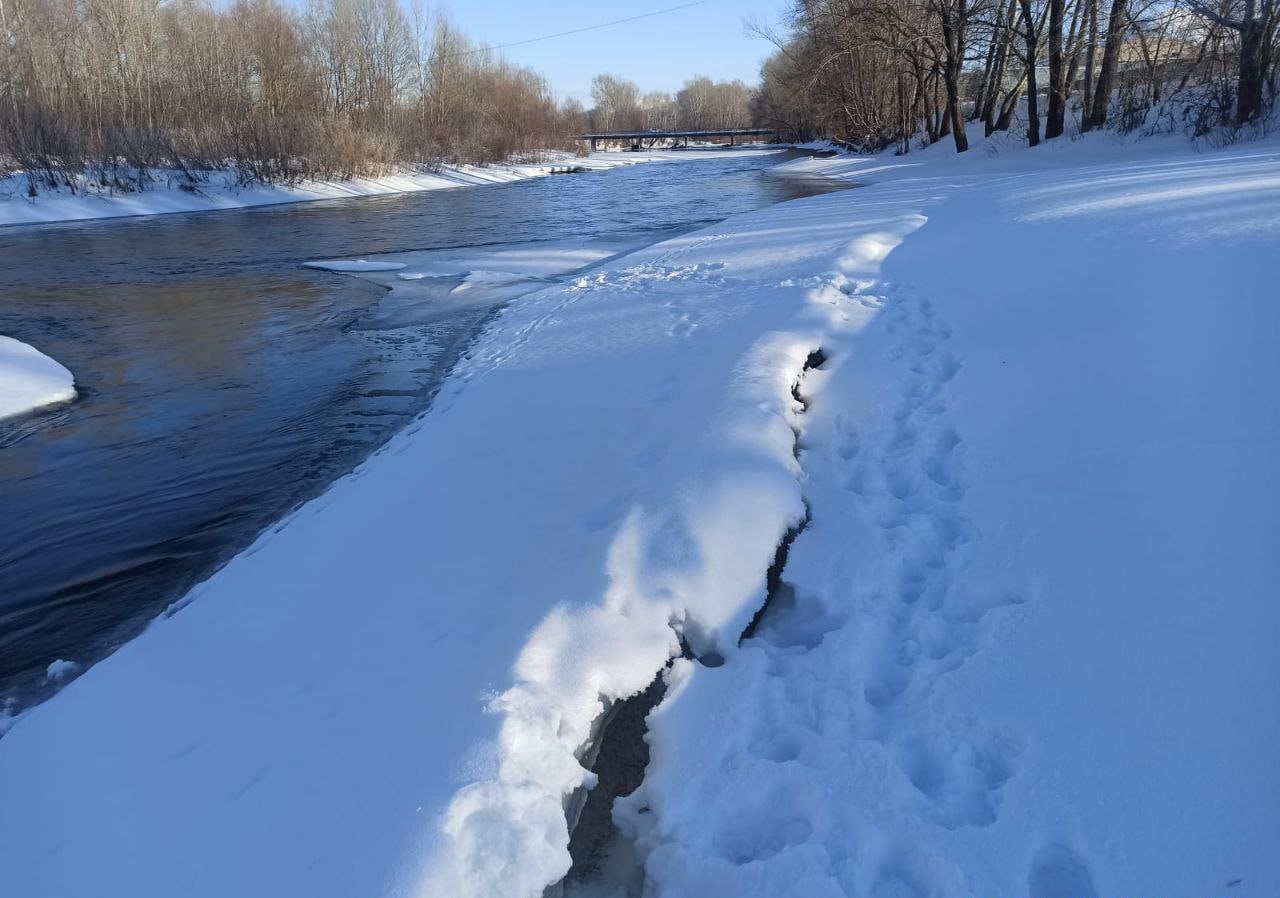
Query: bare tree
1187 0 1278 122
0 0 576 189
590 73 640 130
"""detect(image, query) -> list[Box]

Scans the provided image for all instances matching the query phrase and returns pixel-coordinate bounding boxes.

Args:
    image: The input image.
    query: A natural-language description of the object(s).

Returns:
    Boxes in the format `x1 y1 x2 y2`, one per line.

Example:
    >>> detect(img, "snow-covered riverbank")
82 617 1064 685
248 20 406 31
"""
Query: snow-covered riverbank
0 148 772 227
0 131 1276 898
0 336 75 421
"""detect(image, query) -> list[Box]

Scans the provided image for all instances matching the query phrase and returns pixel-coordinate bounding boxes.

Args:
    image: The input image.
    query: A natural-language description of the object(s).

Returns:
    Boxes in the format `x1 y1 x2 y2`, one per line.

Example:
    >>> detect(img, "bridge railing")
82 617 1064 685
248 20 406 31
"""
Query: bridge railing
579 128 779 150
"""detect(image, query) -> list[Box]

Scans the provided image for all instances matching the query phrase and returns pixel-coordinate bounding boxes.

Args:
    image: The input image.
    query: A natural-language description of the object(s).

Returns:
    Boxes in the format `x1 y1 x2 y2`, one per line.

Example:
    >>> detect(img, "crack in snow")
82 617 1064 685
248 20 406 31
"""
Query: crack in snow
553 346 831 898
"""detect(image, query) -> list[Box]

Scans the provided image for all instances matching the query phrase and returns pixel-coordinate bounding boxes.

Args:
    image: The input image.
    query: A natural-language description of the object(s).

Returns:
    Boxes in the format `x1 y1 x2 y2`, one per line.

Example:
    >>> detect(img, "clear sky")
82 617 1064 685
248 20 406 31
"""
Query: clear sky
442 0 788 104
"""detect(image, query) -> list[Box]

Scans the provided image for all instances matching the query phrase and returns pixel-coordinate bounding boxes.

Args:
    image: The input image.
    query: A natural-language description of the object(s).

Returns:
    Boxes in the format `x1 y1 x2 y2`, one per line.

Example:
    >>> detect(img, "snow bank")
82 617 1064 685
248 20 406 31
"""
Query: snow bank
0 335 76 420
0 148 780 227
0 131 1276 898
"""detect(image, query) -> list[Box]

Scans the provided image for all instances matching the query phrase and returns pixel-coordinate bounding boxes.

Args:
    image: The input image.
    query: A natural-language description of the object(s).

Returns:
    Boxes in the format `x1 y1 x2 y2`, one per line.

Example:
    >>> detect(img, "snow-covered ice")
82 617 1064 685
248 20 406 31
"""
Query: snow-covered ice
0 132 1276 898
309 236 671 331
0 335 76 421
315 237 658 289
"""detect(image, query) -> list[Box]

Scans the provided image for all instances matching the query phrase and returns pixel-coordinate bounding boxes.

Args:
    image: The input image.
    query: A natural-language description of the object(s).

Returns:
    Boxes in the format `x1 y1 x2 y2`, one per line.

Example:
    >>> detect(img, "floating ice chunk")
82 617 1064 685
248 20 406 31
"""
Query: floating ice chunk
0 335 76 421
303 259 407 272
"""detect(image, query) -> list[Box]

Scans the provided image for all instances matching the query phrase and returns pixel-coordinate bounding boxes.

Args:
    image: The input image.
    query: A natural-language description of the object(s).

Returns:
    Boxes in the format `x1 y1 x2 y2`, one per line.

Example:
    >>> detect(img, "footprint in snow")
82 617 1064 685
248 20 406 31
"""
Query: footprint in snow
1028 844 1099 898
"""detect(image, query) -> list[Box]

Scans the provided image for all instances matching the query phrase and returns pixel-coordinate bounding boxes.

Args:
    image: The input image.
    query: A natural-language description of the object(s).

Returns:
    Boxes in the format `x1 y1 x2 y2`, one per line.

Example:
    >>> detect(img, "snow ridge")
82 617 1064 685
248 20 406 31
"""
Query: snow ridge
613 266 1039 898
421 327 815 898
422 211 930 897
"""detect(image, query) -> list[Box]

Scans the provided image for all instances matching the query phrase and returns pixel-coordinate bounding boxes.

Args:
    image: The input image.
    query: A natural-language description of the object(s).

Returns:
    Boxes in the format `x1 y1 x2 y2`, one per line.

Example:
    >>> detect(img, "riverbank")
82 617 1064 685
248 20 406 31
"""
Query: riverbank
0 147 779 227
1 130 1276 898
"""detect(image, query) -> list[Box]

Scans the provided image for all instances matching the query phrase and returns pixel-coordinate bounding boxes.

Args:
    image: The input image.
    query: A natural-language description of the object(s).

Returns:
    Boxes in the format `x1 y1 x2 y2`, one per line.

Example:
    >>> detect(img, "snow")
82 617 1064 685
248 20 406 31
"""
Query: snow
0 131 1277 898
44 660 80 682
0 335 76 421
0 148 779 227
623 134 1280 898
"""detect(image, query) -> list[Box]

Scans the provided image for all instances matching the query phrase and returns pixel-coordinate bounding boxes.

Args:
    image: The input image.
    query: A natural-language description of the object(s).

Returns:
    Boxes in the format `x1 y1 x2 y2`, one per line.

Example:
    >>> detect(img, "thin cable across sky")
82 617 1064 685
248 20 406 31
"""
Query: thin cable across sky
441 0 711 59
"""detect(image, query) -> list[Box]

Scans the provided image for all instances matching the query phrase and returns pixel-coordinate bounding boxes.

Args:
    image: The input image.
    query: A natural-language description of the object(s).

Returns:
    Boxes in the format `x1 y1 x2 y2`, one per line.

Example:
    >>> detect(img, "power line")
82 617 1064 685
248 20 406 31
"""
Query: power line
441 1 711 60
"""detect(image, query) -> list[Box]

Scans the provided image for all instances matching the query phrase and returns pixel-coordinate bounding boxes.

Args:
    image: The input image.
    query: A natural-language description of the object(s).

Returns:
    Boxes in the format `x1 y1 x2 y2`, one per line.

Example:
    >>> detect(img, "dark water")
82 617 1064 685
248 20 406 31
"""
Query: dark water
0 150 841 715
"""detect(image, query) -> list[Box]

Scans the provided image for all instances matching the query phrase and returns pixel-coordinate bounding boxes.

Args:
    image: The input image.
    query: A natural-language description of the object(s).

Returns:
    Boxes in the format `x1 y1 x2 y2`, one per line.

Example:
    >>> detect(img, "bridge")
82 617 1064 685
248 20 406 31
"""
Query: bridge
580 128 779 151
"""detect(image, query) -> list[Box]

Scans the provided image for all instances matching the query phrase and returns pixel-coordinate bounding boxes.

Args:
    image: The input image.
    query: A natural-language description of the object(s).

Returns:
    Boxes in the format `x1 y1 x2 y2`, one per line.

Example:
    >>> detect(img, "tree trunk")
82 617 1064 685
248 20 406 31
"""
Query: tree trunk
1086 0 1127 130
974 4 1008 120
984 0 1019 134
1082 0 1098 123
1237 16 1266 124
938 61 965 148
1064 0 1088 108
996 79 1025 130
1019 0 1042 145
1046 0 1067 138
940 0 971 152
923 68 941 142
974 37 997 118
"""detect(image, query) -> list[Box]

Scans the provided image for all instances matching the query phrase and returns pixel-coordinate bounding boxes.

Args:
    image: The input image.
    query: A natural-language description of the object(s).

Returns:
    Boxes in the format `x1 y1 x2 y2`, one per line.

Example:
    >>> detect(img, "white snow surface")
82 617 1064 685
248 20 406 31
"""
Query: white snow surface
0 335 76 420
44 660 80 682
0 132 1277 898
0 148 775 227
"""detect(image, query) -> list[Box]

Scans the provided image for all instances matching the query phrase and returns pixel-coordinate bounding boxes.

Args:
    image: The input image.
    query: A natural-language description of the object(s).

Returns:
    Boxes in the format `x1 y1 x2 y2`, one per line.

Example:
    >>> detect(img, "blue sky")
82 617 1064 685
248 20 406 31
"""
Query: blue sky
443 0 787 104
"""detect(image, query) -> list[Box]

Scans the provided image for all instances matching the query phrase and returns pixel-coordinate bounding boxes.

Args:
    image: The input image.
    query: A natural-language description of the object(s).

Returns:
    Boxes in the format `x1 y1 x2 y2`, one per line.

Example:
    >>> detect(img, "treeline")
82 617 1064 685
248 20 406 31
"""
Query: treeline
753 0 1278 150
578 74 755 132
0 0 576 191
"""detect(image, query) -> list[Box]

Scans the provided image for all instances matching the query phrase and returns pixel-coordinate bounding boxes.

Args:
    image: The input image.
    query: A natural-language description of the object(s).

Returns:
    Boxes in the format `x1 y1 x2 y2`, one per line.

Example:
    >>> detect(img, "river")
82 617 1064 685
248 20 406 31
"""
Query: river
0 148 841 717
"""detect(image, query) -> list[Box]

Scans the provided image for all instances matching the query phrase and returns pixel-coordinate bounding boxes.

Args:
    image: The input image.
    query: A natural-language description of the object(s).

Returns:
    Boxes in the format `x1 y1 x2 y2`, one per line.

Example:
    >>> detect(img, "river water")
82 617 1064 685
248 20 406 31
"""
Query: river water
0 149 841 716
